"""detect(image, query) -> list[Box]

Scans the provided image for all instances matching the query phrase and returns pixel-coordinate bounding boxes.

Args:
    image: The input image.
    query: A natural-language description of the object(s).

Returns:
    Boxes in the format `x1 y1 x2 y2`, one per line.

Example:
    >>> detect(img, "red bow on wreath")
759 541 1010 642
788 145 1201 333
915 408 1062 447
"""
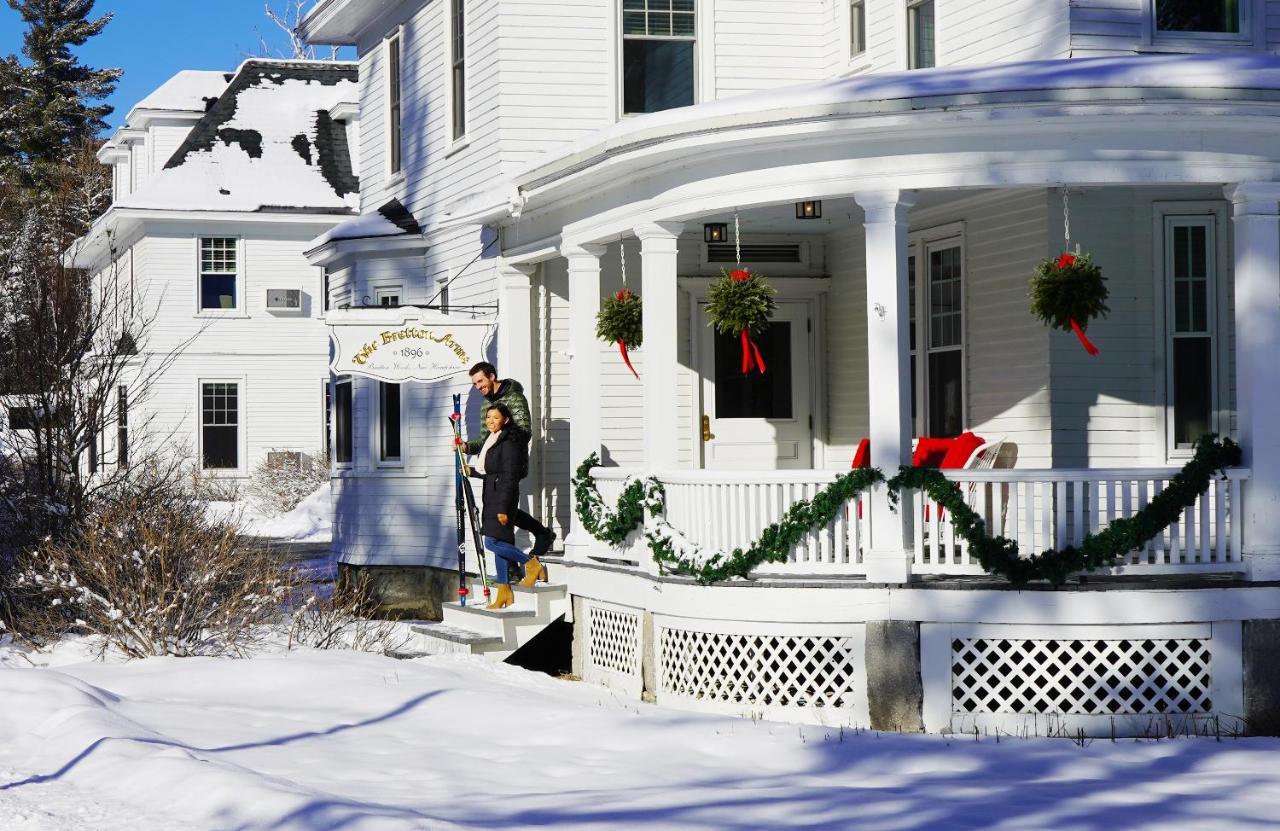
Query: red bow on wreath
1056 254 1101 357
730 270 767 374
614 289 640 380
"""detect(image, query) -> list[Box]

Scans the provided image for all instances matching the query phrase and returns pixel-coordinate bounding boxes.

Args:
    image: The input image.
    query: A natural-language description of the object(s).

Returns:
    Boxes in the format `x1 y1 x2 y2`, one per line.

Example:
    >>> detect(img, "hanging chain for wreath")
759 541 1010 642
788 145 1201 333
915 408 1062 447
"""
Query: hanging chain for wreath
596 241 643 380
706 212 776 374
1030 187 1110 356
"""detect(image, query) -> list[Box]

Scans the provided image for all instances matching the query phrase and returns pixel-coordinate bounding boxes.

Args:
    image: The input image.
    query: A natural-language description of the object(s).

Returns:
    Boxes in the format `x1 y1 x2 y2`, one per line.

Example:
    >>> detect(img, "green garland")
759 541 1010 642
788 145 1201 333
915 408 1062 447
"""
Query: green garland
647 468 884 584
885 434 1242 586
572 453 664 546
573 434 1241 587
1029 250 1110 333
706 268 777 337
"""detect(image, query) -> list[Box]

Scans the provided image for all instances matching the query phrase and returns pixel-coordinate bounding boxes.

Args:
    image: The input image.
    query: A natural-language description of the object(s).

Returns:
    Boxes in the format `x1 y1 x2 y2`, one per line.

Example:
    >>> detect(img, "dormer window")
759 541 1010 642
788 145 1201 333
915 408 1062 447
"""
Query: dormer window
622 0 695 115
1155 0 1241 34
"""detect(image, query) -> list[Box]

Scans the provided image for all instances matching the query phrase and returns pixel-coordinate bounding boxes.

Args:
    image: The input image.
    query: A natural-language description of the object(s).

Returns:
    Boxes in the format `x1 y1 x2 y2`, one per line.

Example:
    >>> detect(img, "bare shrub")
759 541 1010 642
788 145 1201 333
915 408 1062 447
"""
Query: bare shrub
14 475 296 658
288 577 410 655
244 449 328 514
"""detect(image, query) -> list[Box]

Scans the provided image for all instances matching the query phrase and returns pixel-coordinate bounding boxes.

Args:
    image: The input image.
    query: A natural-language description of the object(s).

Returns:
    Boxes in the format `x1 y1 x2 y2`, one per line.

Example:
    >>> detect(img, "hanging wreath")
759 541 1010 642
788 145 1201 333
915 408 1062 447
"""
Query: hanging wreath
597 289 643 380
1029 249 1109 355
706 268 777 374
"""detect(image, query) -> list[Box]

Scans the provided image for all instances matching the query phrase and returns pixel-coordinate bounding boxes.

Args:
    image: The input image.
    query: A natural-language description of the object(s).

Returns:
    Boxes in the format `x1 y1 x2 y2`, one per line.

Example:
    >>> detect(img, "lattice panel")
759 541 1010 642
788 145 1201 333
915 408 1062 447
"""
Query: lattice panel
660 628 859 709
951 637 1213 716
587 604 640 678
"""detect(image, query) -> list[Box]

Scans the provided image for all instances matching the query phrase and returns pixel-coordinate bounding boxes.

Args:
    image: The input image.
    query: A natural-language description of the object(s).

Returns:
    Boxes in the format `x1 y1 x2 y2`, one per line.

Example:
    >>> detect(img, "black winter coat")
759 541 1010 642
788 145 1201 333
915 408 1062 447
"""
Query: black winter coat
473 427 528 543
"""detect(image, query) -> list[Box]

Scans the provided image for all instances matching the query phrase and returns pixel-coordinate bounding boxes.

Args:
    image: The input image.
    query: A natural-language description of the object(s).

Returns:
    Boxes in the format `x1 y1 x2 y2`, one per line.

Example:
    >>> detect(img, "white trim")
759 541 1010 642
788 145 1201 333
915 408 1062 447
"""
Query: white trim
197 377 247 475
1152 201 1231 462
1142 0 1259 50
193 235 247 318
443 0 468 147
906 221 966 437
373 284 404 307
383 27 404 180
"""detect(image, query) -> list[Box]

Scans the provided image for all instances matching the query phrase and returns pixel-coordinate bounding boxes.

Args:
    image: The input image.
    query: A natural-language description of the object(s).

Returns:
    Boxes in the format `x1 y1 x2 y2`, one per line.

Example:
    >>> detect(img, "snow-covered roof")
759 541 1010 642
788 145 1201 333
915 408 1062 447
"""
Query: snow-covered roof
125 70 231 122
117 60 360 215
310 199 421 247
516 53 1280 189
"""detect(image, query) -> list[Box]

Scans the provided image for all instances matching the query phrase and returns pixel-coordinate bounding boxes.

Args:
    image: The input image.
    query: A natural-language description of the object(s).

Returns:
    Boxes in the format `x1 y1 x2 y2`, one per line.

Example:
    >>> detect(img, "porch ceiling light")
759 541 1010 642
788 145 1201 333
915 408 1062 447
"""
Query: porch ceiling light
704 222 728 243
795 200 822 219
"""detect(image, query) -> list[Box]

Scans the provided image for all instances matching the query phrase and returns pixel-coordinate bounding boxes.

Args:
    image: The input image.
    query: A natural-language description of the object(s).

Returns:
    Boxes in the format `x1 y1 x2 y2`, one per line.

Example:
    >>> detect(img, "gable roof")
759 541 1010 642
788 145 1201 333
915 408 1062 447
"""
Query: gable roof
126 70 231 121
117 60 360 215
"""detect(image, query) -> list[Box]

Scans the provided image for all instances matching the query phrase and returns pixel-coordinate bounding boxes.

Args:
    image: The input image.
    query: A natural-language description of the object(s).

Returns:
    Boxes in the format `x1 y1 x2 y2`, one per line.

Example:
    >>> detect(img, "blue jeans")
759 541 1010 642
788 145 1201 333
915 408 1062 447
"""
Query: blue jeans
484 536 531 584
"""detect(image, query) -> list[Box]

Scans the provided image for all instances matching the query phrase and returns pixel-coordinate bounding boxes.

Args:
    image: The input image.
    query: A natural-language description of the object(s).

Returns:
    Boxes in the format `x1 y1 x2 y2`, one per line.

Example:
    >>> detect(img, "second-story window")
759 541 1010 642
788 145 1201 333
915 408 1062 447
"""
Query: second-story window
387 33 403 175
451 0 467 140
851 0 866 59
199 237 237 310
907 0 935 69
622 0 695 115
1155 0 1241 34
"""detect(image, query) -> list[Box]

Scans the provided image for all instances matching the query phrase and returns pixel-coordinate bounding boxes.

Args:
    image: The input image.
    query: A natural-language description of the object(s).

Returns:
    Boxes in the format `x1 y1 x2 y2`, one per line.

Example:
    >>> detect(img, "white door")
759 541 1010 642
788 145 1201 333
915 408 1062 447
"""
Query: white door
698 300 813 470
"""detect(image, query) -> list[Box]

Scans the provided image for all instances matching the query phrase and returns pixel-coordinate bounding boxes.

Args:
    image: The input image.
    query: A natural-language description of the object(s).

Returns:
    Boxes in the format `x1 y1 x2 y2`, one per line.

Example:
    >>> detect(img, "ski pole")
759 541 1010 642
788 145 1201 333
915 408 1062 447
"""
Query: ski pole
451 396 468 607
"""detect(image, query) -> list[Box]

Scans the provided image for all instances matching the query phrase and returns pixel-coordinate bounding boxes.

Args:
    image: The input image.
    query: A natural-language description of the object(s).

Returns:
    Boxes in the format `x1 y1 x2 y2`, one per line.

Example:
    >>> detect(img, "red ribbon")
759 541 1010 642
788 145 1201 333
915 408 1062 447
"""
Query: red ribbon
740 329 767 374
618 339 639 379
1070 319 1100 356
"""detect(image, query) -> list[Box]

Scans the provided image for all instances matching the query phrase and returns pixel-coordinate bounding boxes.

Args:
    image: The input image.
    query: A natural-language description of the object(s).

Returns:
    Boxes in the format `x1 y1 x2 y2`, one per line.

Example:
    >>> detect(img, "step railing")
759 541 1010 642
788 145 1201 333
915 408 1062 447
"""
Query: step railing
914 467 1251 575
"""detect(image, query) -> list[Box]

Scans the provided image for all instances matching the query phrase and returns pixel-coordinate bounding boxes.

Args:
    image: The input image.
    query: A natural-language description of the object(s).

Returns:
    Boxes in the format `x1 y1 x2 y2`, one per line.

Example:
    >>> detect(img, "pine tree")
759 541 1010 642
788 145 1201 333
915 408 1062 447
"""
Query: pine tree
4 0 121 178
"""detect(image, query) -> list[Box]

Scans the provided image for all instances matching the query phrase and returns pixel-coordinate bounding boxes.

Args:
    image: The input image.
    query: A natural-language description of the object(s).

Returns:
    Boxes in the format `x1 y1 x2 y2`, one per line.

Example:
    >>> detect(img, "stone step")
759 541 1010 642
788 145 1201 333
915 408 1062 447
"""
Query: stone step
407 621 506 657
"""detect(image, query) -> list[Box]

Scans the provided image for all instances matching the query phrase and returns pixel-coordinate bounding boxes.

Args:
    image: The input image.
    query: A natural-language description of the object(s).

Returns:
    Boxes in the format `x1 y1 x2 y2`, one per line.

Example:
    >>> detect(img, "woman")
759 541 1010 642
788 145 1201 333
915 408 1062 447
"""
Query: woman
470 403 546 609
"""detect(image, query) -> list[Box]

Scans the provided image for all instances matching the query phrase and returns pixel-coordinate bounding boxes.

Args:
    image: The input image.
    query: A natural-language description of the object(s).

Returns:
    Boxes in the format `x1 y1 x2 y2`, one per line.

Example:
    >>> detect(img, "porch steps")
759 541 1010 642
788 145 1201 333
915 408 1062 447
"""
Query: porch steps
409 581 569 661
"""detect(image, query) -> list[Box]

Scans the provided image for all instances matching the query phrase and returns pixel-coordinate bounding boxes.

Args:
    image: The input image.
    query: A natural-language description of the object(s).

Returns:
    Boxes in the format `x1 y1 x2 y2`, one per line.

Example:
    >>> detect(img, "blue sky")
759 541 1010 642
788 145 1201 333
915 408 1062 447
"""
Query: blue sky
0 1 353 131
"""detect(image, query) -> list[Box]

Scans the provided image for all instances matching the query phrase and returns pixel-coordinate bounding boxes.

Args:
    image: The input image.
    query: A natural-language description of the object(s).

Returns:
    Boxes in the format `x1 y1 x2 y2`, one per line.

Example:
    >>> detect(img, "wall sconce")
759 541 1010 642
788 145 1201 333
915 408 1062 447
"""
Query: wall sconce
795 200 822 219
704 222 728 243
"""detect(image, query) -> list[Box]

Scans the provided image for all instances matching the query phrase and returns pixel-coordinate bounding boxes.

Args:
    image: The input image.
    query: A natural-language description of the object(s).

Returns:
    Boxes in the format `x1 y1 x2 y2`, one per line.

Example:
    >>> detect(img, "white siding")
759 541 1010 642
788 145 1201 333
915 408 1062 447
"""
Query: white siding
1070 0 1280 56
940 0 1070 64
822 224 870 470
712 0 840 98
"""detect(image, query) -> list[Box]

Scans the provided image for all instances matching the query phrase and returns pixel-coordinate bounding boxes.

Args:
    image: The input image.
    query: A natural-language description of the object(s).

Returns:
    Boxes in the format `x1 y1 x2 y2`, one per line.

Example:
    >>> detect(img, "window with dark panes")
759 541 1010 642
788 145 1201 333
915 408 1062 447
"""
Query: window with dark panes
380 382 401 462
908 253 917 426
201 382 238 469
323 268 330 313
323 379 332 459
117 385 129 468
850 0 866 57
907 0 935 69
1167 218 1215 450
1156 0 1240 34
335 379 353 465
199 237 237 310
623 0 695 115
926 244 963 437
714 322 793 420
387 34 403 174
451 0 466 139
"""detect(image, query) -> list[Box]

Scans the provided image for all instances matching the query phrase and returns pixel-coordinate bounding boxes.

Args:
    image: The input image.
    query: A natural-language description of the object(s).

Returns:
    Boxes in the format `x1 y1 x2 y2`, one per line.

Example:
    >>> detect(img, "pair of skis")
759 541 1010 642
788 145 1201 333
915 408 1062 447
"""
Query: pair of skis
450 394 492 605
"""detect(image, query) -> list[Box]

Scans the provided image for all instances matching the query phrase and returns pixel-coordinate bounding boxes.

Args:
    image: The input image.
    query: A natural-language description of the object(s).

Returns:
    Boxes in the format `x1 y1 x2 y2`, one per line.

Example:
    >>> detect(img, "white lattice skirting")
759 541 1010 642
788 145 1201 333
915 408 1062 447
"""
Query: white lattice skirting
922 622 1245 736
655 618 869 726
581 599 644 697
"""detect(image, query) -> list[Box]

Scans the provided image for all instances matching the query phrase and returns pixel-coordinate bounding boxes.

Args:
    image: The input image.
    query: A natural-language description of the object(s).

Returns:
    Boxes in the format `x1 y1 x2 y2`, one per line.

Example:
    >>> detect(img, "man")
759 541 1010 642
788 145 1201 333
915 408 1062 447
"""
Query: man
460 361 555 558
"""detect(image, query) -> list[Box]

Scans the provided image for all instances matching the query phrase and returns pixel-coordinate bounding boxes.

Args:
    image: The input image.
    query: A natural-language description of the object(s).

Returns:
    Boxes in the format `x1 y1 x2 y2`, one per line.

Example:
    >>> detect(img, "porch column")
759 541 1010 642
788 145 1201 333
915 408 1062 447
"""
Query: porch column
564 242 607 556
636 222 685 472
855 189 917 583
496 259 536 409
1227 183 1280 579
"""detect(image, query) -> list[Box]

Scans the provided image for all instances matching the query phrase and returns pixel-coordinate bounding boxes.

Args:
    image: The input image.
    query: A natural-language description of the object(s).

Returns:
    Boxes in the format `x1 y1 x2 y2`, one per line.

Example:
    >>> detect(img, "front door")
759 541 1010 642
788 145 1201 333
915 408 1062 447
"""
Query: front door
698 300 813 470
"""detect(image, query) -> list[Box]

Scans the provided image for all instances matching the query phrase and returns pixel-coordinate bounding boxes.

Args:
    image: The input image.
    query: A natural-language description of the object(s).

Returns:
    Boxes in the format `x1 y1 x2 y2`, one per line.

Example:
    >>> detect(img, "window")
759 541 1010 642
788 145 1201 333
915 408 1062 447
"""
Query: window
907 238 964 437
323 268 331 313
8 406 36 431
88 427 98 474
375 286 402 307
1155 0 1240 34
199 237 237 310
335 378 353 465
201 382 239 469
386 34 403 175
1165 216 1217 451
379 382 402 463
450 0 466 140
851 0 866 58
117 385 129 468
323 379 332 459
622 0 696 115
907 0 935 69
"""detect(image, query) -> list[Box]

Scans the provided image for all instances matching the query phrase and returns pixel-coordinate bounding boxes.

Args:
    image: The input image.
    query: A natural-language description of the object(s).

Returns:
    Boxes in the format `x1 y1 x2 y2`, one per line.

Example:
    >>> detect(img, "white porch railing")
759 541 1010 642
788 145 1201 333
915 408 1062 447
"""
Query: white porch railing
915 468 1250 575
587 466 1249 578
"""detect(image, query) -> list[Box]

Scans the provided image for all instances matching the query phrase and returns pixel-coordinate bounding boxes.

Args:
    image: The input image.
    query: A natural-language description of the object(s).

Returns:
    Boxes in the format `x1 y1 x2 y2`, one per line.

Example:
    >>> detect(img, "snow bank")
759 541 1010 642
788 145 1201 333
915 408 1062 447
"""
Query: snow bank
206 483 332 544
2 642 1280 831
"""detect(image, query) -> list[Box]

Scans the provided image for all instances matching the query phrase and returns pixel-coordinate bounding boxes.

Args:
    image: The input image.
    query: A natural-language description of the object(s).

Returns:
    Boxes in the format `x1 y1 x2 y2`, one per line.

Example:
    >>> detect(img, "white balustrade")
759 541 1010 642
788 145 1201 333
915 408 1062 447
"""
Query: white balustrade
913 468 1251 575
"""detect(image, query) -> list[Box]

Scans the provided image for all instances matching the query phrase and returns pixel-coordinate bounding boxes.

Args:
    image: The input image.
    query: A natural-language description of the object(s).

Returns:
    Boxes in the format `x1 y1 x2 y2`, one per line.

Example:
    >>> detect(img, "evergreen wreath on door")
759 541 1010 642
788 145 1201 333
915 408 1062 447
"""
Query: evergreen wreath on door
705 214 777 374
596 242 642 379
1030 188 1110 355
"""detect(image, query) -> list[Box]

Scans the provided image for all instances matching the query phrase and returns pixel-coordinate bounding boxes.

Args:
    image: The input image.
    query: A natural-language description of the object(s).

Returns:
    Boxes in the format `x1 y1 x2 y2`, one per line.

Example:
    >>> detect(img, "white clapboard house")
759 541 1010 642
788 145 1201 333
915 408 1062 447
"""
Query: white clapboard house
72 60 360 480
303 0 1280 735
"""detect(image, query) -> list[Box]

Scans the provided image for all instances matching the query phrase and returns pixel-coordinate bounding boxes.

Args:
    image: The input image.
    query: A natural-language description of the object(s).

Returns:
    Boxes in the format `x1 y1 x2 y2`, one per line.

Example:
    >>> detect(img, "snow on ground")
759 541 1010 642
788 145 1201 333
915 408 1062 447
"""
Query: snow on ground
207 482 332 544
2 640 1280 831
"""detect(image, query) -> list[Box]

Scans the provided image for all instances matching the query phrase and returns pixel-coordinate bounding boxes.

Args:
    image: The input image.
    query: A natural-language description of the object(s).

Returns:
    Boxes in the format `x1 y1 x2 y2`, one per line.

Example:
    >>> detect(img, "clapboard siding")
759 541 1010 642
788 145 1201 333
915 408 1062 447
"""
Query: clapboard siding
713 0 840 97
941 0 1070 64
1070 0 1280 56
822 224 870 470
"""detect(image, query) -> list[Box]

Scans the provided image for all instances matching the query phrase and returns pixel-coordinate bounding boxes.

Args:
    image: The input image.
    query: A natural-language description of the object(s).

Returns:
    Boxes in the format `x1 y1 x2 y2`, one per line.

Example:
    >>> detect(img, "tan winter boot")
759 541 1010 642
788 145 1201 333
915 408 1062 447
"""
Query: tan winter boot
486 583 515 610
519 557 547 587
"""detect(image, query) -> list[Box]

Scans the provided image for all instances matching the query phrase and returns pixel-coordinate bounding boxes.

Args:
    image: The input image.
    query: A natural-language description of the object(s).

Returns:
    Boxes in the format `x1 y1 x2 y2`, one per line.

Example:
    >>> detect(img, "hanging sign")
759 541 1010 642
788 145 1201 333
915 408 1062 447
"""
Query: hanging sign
328 309 494 383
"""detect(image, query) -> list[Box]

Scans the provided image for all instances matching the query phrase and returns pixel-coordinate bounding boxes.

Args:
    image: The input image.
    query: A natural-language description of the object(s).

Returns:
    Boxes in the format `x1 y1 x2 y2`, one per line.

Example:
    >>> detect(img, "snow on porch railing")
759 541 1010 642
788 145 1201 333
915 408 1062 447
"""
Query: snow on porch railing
914 468 1251 575
651 470 871 575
